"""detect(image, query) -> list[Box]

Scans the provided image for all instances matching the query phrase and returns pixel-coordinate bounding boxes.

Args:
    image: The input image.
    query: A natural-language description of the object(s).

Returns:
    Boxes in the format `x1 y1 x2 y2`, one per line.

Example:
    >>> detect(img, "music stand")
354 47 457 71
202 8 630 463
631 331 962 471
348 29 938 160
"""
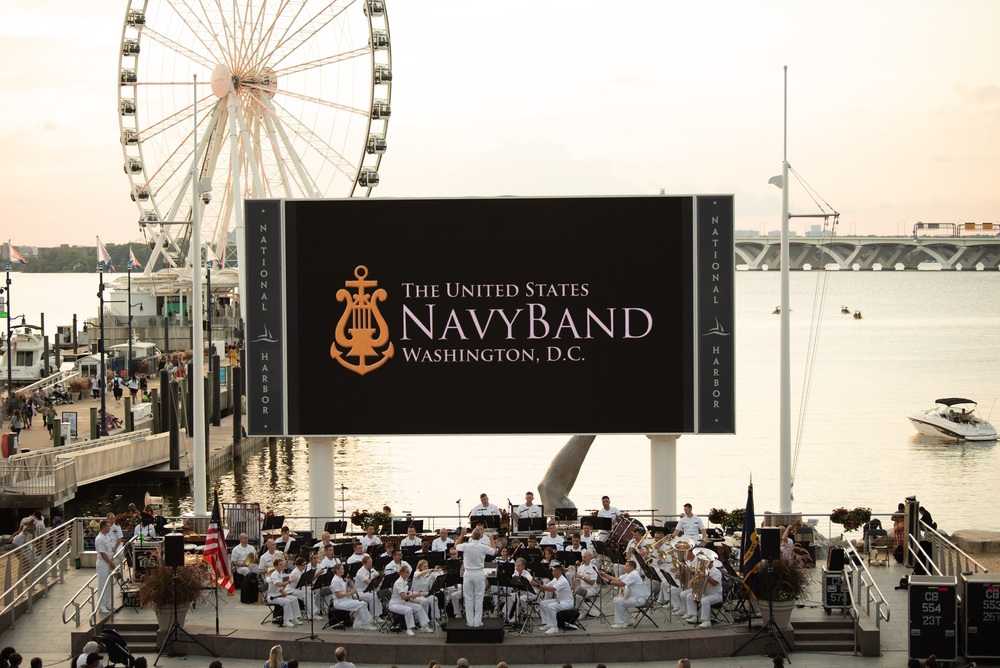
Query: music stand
509 575 538 634
425 551 445 568
374 555 392 571
324 521 347 535
392 519 424 534
663 520 678 534
517 517 547 533
590 516 613 531
294 569 323 641
472 515 501 530
366 543 385 558
556 550 583 567
519 547 543 564
347 561 364 578
532 563 553 581
333 543 355 560
555 508 578 521
262 515 284 532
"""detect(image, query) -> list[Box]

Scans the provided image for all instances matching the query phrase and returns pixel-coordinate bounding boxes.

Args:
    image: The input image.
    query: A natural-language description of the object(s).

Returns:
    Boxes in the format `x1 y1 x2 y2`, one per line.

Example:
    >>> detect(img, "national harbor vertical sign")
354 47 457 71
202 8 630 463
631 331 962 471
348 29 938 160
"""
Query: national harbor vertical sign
244 199 285 435
695 195 736 433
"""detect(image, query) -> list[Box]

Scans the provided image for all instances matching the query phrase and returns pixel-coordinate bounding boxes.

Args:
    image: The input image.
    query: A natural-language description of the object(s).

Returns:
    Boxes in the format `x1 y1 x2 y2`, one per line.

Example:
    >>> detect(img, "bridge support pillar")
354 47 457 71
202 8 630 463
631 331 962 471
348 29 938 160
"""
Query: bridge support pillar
309 437 336 536
648 434 678 524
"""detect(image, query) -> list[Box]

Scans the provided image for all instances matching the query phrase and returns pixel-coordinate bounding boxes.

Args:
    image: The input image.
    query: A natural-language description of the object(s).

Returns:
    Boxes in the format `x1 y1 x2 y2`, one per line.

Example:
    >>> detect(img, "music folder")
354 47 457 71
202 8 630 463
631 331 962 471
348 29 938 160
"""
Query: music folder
347 561 364 578
510 575 535 595
296 568 317 589
470 514 501 529
589 516 612 531
262 515 284 531
556 550 582 566
312 569 335 589
517 517 547 532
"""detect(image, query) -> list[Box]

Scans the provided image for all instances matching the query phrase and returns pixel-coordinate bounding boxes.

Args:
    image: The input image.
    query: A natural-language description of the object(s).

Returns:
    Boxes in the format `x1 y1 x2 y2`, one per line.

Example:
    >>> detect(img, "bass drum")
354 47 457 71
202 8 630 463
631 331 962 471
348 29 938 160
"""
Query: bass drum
609 517 643 553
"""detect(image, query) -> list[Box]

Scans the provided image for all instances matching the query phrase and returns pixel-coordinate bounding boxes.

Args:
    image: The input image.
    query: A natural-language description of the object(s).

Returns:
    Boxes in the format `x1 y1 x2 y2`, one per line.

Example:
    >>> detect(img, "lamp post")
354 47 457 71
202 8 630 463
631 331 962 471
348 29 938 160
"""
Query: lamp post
206 257 213 360
127 259 133 376
98 261 109 437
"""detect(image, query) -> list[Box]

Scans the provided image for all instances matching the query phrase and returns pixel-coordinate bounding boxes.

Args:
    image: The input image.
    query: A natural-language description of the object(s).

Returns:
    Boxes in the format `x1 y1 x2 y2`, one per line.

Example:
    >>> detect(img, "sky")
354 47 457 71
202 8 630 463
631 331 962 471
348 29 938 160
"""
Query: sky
1 0 998 246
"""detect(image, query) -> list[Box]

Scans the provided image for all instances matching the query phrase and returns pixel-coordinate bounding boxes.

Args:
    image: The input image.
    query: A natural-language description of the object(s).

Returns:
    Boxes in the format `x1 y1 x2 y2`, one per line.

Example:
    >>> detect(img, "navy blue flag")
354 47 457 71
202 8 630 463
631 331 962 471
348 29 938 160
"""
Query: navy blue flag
740 481 760 599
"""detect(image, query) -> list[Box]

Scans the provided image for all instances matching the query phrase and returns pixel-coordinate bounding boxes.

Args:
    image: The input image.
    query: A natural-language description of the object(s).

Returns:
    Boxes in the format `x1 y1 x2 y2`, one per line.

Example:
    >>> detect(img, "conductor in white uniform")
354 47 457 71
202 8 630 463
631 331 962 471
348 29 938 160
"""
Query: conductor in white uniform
455 526 496 627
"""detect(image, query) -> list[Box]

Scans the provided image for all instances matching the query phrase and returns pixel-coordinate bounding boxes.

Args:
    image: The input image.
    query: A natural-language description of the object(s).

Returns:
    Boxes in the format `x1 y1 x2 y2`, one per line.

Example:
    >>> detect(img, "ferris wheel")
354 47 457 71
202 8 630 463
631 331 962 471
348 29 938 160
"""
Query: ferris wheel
117 0 392 271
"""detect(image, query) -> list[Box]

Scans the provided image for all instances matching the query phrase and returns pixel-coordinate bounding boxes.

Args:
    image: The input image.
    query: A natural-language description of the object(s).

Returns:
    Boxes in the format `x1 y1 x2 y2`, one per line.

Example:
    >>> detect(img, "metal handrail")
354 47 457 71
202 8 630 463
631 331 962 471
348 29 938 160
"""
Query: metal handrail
19 368 82 394
0 537 71 631
5 429 152 467
841 540 891 629
906 534 943 576
919 520 988 575
0 521 75 594
61 536 136 628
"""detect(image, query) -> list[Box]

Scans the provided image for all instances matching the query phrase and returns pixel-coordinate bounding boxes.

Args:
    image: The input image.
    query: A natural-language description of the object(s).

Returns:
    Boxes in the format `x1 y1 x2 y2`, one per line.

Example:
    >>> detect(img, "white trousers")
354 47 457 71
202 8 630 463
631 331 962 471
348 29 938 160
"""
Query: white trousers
613 594 646 625
96 560 113 611
333 596 373 626
463 570 486 626
389 600 429 629
268 594 299 622
683 590 723 621
540 598 574 628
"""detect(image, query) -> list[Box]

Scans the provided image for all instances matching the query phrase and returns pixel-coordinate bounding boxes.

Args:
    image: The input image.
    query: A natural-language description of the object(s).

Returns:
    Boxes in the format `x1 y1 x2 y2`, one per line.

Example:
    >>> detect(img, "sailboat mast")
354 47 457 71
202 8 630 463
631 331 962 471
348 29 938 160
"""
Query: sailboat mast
780 65 792 513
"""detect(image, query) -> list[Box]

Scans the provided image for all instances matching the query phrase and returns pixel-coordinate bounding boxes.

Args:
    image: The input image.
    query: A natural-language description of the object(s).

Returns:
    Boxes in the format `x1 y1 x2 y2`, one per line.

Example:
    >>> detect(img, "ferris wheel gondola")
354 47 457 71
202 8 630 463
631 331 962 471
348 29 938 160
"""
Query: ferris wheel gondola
117 0 392 271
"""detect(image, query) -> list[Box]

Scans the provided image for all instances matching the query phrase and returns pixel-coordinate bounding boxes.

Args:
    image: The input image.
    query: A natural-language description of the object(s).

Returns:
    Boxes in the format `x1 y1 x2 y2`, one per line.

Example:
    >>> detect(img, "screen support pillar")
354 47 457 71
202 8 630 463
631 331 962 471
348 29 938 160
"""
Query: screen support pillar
309 436 336 536
648 434 678 524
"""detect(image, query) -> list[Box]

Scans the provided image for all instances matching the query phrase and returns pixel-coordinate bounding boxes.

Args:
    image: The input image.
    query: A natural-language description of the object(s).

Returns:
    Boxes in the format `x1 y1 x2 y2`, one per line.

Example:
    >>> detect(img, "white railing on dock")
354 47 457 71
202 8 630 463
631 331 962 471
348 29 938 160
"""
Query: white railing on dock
19 368 82 395
0 523 73 634
919 521 988 575
841 540 891 635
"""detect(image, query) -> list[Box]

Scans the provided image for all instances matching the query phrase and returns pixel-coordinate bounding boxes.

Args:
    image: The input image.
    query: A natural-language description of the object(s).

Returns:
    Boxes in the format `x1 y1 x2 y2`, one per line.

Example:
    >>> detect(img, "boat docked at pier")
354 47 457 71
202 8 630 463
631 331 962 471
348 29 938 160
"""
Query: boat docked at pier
908 397 997 442
0 320 56 385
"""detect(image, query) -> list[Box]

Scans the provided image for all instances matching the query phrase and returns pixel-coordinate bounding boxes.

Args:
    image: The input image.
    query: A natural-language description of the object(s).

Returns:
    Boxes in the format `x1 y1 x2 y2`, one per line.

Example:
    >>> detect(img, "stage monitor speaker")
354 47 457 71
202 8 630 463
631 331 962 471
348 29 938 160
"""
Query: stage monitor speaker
827 546 845 571
759 527 781 560
164 534 185 567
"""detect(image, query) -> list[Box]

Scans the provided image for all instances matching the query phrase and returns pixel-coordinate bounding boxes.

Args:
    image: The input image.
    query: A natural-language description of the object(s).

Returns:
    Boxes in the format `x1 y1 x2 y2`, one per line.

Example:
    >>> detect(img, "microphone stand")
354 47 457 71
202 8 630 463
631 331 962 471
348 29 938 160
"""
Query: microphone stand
456 499 461 528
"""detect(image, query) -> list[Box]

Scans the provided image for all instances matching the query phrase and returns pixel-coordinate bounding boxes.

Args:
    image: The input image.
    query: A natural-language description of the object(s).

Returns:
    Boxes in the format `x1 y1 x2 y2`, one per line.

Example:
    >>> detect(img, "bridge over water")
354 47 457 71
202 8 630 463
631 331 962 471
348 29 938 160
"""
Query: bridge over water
734 235 1000 270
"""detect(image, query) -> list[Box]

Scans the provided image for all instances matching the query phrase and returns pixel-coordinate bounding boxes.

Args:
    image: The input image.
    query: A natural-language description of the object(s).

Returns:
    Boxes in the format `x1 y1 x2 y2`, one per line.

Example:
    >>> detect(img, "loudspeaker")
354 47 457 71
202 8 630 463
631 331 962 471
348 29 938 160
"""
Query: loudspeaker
827 546 845 571
759 527 781 560
164 534 185 567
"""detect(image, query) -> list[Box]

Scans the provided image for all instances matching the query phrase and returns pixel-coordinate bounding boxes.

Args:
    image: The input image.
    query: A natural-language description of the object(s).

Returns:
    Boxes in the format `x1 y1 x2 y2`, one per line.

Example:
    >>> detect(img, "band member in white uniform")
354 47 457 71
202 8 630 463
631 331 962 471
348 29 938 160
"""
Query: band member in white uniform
360 526 383 552
399 527 422 549
346 542 366 565
355 554 383 617
504 558 535 619
580 522 597 552
539 522 565 548
313 531 335 551
469 493 500 518
514 492 542 519
389 563 434 635
682 559 723 627
265 557 302 627
625 526 653 565
257 539 280 575
287 557 314 618
383 549 404 576
455 526 496 627
672 503 708 544
668 544 696 614
573 551 601 615
565 534 584 553
410 559 443 623
95 520 115 614
231 533 258 577
275 526 298 553
318 544 341 571
431 528 453 552
536 562 574 634
597 496 622 521
328 563 376 630
602 560 649 628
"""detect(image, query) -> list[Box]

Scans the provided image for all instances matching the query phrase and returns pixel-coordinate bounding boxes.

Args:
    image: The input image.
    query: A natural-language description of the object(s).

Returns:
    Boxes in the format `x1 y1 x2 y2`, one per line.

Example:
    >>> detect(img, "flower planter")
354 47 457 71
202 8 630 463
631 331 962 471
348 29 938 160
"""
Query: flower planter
760 599 795 630
155 605 189 631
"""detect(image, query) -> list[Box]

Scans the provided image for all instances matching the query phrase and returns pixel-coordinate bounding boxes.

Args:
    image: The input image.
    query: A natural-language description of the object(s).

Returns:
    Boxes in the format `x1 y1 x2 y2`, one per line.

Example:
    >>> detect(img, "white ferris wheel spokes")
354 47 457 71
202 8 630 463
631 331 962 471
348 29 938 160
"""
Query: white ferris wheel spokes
118 0 392 271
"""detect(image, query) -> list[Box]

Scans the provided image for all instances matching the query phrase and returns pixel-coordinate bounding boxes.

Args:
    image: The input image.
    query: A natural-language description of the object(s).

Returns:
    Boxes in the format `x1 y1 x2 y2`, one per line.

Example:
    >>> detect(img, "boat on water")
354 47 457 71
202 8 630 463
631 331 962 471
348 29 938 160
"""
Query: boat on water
908 397 997 442
0 321 57 385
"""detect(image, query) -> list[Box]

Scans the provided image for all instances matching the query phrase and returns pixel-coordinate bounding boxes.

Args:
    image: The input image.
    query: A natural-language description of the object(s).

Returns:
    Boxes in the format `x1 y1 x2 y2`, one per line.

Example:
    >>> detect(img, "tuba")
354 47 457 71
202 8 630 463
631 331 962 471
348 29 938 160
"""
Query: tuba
690 548 718 603
670 537 694 589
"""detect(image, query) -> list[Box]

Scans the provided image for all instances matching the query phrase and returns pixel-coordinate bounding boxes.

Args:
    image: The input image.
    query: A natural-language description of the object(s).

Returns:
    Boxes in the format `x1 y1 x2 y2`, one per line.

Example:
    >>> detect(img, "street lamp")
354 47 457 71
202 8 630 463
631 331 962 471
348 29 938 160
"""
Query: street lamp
97 261 109 437
126 259 144 376
206 257 213 361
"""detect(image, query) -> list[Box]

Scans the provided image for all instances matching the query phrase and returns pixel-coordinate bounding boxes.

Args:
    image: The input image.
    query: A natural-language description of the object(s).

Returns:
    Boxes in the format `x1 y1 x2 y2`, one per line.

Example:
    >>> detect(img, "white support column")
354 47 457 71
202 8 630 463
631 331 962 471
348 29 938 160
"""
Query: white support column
648 434 678 524
309 437 336 536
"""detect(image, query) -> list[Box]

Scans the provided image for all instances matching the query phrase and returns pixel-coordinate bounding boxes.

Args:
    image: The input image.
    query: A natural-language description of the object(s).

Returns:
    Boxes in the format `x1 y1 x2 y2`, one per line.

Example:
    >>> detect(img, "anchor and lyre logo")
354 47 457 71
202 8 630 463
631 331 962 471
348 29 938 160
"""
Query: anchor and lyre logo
330 265 394 376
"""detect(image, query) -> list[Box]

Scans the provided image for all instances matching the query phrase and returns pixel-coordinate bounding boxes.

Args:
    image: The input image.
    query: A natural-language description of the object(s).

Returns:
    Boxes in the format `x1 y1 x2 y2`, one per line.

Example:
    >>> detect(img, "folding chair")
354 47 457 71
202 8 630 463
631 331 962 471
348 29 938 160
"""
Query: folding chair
631 588 659 629
375 588 404 633
259 581 283 625
578 580 610 627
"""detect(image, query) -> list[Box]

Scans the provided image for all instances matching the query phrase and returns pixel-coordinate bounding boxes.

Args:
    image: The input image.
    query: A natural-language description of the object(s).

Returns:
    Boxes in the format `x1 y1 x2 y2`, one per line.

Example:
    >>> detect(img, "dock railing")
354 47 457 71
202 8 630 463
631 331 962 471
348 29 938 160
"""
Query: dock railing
0 522 73 633
62 535 136 629
918 520 988 576
841 540 891 637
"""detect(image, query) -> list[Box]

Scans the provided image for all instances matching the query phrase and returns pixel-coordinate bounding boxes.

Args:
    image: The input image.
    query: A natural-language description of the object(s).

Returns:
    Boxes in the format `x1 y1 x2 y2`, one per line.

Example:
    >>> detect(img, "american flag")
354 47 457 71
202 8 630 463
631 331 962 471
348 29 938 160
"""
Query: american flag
205 490 235 594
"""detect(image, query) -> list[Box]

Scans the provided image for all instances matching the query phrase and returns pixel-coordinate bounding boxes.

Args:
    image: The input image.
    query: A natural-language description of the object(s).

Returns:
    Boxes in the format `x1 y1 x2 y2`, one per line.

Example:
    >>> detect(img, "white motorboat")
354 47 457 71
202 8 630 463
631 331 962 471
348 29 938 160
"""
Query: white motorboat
908 398 997 442
0 321 57 385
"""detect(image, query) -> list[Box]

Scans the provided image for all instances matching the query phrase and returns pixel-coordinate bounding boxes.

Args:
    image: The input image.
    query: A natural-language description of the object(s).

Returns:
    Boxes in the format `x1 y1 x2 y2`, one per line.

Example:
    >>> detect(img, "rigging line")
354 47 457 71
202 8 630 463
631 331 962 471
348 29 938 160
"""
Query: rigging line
789 168 826 213
789 166 839 214
790 217 839 495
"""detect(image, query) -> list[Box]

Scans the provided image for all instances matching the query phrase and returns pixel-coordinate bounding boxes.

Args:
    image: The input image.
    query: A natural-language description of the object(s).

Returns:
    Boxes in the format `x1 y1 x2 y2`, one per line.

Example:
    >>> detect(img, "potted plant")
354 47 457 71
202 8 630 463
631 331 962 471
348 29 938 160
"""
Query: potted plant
67 377 91 400
138 563 211 630
709 508 746 535
830 507 872 533
752 557 812 629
